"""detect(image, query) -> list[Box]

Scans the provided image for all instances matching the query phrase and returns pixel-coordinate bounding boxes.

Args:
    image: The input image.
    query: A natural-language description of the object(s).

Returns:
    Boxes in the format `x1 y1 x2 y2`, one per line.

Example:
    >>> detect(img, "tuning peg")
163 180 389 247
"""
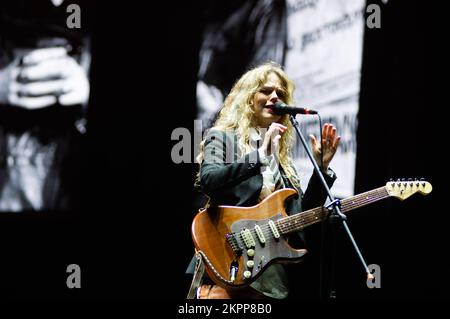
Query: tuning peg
389 178 395 187
401 178 407 187
420 177 426 186
415 178 419 186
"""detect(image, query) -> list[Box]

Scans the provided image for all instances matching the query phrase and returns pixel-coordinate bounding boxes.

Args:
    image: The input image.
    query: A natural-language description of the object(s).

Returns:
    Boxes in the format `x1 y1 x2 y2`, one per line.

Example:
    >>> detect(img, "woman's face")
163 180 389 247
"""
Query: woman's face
252 72 286 128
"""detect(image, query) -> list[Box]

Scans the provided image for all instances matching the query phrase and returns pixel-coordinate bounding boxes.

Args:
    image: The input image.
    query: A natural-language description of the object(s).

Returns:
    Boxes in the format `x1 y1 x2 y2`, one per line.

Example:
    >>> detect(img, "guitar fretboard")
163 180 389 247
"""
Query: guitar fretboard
276 186 389 235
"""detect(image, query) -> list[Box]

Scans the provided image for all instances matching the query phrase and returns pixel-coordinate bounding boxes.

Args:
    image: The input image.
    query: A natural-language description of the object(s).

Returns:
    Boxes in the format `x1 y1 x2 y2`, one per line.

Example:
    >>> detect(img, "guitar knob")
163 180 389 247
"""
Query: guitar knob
243 270 252 279
247 260 254 268
247 249 254 257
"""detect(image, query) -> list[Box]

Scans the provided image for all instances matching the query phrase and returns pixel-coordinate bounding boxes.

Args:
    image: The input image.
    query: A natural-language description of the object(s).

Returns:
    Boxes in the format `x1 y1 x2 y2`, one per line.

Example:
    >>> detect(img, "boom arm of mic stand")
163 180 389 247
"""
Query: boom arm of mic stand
289 115 372 293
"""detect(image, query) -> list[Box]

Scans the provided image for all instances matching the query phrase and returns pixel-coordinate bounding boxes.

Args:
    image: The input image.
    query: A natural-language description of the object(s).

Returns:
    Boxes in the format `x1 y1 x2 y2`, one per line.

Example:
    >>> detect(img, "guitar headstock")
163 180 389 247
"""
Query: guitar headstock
386 178 432 201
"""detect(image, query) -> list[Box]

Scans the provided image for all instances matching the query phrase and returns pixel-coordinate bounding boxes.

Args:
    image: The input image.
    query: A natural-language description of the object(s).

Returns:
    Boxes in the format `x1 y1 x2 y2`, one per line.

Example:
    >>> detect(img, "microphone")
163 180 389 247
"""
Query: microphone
268 101 318 115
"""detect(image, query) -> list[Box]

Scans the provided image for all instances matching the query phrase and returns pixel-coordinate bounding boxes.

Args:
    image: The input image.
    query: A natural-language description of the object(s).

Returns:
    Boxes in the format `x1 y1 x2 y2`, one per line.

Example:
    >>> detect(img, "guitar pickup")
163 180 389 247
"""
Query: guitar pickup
254 225 266 245
241 228 256 248
268 220 280 239
226 233 242 255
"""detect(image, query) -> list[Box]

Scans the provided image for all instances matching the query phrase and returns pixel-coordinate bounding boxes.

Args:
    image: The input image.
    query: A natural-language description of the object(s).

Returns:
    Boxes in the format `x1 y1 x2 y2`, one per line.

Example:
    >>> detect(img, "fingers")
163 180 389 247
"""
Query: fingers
268 122 287 132
330 126 336 141
273 134 282 148
310 123 342 170
321 123 331 142
11 79 68 97
333 135 341 149
265 123 287 140
8 94 57 109
6 73 59 108
1 48 88 109
6 54 90 108
309 134 318 149
18 57 76 82
321 123 340 147
58 75 90 105
323 122 330 138
22 47 67 65
9 77 88 108
270 132 283 157
261 123 287 155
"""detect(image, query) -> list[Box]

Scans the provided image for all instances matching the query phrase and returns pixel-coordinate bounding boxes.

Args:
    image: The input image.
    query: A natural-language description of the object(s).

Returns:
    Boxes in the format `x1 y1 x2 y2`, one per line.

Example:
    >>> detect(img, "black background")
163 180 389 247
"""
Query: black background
0 0 445 302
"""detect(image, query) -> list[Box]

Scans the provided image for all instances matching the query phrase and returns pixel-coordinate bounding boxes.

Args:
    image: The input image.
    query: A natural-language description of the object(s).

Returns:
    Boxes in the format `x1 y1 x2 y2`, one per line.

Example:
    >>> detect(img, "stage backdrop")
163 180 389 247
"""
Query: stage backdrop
197 0 366 198
285 0 365 198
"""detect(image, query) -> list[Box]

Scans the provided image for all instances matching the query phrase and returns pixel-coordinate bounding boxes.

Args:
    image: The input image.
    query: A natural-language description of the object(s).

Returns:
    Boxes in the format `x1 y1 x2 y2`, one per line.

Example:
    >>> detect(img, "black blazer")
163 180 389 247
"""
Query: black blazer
186 129 336 274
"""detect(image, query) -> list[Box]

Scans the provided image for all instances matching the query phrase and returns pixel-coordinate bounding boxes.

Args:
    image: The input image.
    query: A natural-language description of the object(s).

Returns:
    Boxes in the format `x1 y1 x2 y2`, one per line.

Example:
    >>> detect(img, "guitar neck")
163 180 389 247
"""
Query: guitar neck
277 186 389 235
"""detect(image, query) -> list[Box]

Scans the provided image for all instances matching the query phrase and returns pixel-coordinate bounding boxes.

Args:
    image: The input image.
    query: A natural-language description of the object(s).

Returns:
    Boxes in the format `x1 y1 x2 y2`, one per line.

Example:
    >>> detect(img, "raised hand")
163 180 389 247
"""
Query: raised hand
309 123 341 171
260 122 287 157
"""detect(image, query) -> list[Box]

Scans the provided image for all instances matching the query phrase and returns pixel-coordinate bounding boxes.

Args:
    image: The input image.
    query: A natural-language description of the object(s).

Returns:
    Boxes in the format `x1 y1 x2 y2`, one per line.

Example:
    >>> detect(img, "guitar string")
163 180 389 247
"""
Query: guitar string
272 190 391 237
236 184 421 243
278 184 422 235
239 189 389 242
277 189 389 234
232 185 420 247
280 191 390 234
256 184 414 236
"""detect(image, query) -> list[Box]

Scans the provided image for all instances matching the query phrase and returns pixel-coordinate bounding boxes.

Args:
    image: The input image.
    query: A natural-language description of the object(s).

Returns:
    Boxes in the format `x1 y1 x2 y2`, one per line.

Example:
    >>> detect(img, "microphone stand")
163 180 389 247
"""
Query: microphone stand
289 115 372 299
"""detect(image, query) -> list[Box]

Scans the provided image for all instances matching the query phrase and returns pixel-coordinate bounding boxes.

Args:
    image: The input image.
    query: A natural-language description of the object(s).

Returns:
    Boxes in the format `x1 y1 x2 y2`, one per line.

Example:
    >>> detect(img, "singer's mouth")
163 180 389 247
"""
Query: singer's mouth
264 105 274 114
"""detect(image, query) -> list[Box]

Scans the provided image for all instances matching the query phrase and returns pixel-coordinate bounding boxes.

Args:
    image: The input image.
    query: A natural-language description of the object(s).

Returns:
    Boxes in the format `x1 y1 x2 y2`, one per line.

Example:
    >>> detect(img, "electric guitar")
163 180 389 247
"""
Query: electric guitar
191 179 432 288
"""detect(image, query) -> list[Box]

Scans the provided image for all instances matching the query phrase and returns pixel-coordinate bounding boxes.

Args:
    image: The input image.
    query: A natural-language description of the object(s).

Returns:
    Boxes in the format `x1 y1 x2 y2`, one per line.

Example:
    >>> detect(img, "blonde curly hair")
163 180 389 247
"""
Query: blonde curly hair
196 61 300 189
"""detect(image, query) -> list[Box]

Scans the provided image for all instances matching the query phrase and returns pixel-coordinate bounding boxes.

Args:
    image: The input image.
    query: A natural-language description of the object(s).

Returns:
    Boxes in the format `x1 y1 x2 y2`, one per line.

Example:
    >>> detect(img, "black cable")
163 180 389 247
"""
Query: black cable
318 115 324 169
317 115 337 299
317 114 326 299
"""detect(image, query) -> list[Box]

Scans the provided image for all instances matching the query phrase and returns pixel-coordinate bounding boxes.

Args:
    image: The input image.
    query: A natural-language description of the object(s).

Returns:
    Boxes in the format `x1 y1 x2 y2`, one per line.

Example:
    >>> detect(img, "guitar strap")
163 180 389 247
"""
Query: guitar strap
187 198 210 299
186 249 205 299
